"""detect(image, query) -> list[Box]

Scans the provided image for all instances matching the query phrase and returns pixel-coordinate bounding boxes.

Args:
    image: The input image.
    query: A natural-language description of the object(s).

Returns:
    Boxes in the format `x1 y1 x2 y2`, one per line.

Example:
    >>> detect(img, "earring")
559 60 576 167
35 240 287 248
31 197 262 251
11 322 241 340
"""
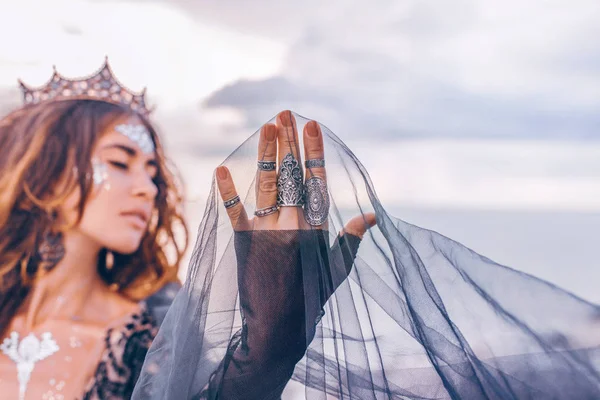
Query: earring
106 250 114 271
38 217 65 271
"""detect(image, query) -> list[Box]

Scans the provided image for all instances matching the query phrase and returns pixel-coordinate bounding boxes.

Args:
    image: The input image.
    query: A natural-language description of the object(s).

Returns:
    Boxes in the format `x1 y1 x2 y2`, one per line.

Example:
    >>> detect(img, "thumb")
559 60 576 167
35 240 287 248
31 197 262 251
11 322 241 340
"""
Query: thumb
340 212 376 239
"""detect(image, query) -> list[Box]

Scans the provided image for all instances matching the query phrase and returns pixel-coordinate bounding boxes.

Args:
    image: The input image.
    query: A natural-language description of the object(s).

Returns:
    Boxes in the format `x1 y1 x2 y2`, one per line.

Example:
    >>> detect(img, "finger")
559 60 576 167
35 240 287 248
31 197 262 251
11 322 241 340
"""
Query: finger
276 110 302 166
302 120 329 229
341 212 377 239
303 120 325 181
255 124 278 223
325 213 377 301
216 166 249 231
276 110 303 226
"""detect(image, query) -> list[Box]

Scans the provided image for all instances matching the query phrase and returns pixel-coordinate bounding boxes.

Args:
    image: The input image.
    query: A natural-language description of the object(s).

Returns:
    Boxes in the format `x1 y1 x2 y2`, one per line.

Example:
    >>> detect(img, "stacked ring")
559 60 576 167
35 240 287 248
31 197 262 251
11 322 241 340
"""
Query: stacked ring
277 153 305 207
257 161 276 171
303 176 329 226
305 159 325 169
223 195 240 209
254 205 278 217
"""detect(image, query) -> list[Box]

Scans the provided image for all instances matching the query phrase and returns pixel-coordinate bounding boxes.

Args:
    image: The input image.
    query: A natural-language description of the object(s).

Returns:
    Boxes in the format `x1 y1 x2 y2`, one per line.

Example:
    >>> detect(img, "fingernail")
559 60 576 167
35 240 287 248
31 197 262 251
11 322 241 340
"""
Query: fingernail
307 121 319 138
279 110 293 127
216 166 228 180
265 125 276 142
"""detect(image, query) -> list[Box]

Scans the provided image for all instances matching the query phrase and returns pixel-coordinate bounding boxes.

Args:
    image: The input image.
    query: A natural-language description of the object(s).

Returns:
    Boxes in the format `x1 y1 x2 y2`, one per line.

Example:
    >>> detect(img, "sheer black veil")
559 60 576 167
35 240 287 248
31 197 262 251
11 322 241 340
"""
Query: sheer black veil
133 113 600 399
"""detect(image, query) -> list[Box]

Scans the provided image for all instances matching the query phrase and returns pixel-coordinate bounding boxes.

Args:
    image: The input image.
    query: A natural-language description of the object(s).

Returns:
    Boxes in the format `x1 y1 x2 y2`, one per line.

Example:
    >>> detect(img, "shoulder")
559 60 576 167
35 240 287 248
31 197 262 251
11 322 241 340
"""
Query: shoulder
144 280 180 326
98 280 180 327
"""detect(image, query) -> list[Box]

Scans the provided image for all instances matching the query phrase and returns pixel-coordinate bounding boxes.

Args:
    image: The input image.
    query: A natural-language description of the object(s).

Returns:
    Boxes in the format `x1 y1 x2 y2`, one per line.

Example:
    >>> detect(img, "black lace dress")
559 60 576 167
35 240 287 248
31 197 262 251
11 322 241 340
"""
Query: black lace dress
81 281 179 399
81 307 157 400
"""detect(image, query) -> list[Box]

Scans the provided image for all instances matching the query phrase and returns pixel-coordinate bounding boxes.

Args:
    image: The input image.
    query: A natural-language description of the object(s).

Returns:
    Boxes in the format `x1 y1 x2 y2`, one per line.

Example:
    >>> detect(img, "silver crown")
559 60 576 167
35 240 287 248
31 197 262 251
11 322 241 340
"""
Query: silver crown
18 57 150 115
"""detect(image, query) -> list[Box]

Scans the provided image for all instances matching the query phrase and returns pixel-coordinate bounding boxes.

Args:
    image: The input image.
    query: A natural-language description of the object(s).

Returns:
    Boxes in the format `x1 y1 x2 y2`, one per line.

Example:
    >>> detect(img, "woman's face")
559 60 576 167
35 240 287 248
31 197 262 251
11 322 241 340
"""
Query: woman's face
62 114 159 254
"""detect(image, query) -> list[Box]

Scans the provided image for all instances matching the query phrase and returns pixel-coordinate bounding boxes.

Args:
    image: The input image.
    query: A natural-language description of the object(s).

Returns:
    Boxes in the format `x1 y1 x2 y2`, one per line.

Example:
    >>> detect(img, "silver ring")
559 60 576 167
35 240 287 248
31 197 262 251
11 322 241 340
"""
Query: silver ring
277 153 304 207
305 159 325 169
303 176 329 226
223 195 240 209
257 161 276 171
254 205 278 217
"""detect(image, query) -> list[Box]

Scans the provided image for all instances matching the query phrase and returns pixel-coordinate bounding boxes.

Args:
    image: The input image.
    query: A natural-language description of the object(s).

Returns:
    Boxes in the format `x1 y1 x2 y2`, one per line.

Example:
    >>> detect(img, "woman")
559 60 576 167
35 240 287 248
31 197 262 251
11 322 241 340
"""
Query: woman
0 61 373 399
3 60 599 399
0 61 189 399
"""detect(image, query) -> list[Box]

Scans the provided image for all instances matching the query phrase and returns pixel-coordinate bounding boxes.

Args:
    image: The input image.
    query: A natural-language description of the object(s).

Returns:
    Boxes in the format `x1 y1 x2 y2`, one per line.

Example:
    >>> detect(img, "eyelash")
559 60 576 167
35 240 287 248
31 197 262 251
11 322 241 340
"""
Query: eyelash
109 161 128 170
108 161 159 181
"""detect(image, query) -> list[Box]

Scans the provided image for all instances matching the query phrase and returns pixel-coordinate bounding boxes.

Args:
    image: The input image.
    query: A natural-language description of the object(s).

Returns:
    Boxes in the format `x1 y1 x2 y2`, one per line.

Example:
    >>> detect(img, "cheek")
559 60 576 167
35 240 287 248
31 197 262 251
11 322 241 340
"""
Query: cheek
76 178 146 253
76 185 121 237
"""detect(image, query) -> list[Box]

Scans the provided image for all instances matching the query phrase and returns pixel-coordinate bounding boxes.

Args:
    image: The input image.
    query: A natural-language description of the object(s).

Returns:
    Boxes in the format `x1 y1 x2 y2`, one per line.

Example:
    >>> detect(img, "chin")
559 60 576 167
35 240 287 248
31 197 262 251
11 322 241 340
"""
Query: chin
106 234 145 254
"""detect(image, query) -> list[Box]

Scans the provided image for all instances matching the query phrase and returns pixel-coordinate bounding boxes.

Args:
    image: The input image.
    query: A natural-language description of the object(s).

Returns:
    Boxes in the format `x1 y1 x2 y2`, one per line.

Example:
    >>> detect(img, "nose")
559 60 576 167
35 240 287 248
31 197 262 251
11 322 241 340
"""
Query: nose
132 171 158 200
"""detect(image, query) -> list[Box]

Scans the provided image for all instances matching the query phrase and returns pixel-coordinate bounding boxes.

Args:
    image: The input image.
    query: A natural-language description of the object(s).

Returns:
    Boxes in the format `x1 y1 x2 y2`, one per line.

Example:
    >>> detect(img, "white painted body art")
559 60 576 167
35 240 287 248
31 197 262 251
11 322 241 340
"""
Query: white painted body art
1 331 60 400
92 158 110 191
114 124 155 154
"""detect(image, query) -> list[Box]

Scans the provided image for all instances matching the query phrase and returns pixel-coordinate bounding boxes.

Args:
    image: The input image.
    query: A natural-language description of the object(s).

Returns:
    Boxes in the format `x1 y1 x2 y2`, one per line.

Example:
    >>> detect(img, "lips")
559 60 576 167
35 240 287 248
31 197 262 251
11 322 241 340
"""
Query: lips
120 208 151 229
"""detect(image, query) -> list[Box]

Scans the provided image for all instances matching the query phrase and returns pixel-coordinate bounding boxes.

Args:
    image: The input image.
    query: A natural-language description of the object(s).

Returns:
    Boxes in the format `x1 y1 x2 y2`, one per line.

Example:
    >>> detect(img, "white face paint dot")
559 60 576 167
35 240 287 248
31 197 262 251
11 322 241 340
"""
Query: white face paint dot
69 336 82 348
92 159 108 187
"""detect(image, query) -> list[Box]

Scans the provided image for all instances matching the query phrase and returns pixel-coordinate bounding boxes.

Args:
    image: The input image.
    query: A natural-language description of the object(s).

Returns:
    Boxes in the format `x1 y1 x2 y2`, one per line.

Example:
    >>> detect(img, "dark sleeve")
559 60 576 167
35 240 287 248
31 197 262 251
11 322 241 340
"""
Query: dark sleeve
200 230 362 400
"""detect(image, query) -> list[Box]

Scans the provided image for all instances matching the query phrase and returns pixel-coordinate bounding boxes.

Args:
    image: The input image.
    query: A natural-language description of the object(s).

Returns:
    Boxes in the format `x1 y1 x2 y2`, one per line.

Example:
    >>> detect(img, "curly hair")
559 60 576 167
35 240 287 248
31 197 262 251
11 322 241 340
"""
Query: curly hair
0 99 189 336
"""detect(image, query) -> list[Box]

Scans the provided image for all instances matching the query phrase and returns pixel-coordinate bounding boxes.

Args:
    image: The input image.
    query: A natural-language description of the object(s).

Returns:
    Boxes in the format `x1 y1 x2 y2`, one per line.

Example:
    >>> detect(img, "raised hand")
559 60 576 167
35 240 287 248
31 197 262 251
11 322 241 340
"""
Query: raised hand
209 111 375 400
216 110 375 235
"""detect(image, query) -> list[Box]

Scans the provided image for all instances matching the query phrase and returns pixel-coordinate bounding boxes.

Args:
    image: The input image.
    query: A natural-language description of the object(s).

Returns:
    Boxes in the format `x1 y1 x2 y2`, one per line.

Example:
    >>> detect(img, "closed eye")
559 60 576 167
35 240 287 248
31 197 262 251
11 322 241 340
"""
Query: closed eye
109 161 128 170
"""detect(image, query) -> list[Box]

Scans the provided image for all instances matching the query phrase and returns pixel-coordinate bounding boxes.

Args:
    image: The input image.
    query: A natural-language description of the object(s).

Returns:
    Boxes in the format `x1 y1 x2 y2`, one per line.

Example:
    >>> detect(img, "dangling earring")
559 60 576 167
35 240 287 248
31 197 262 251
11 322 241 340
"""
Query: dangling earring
106 250 114 271
38 213 65 271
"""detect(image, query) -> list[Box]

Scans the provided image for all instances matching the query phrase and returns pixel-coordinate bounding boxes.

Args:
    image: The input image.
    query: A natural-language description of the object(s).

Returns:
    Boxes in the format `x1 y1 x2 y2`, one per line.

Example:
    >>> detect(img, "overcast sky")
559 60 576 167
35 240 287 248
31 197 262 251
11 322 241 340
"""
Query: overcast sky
0 0 598 313
0 0 598 214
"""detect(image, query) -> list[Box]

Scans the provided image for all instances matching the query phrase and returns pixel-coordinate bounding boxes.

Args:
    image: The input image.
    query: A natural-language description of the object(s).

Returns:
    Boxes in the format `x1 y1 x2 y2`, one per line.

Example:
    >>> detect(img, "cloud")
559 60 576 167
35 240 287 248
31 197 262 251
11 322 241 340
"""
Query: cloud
95 0 321 42
351 139 600 211
83 0 600 141
0 0 286 107
0 0 285 155
181 0 600 141
2 0 599 213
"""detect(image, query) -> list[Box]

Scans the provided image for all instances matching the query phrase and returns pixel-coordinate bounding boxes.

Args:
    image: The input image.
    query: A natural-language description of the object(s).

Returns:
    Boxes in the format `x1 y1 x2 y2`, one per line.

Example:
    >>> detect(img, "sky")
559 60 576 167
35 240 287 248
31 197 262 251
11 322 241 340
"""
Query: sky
1 0 598 210
0 0 598 301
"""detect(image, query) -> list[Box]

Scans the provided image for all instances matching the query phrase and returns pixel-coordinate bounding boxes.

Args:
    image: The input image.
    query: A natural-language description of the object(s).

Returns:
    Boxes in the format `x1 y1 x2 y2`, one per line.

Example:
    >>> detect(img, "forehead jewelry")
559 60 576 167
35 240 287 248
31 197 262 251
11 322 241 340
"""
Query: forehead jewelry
114 124 155 154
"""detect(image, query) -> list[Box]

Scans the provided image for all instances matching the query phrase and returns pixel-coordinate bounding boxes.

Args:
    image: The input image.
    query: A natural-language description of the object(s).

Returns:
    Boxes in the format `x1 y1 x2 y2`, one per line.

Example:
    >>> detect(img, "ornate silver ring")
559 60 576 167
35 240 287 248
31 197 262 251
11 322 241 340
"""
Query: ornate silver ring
303 176 329 226
223 195 240 209
257 161 276 171
305 159 325 169
277 153 304 207
254 205 278 217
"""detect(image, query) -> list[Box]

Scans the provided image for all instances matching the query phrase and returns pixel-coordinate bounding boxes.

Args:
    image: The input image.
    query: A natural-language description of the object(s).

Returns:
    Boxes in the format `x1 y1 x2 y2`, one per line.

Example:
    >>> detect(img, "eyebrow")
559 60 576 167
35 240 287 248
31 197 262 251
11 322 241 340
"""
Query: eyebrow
100 144 157 165
101 143 137 156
